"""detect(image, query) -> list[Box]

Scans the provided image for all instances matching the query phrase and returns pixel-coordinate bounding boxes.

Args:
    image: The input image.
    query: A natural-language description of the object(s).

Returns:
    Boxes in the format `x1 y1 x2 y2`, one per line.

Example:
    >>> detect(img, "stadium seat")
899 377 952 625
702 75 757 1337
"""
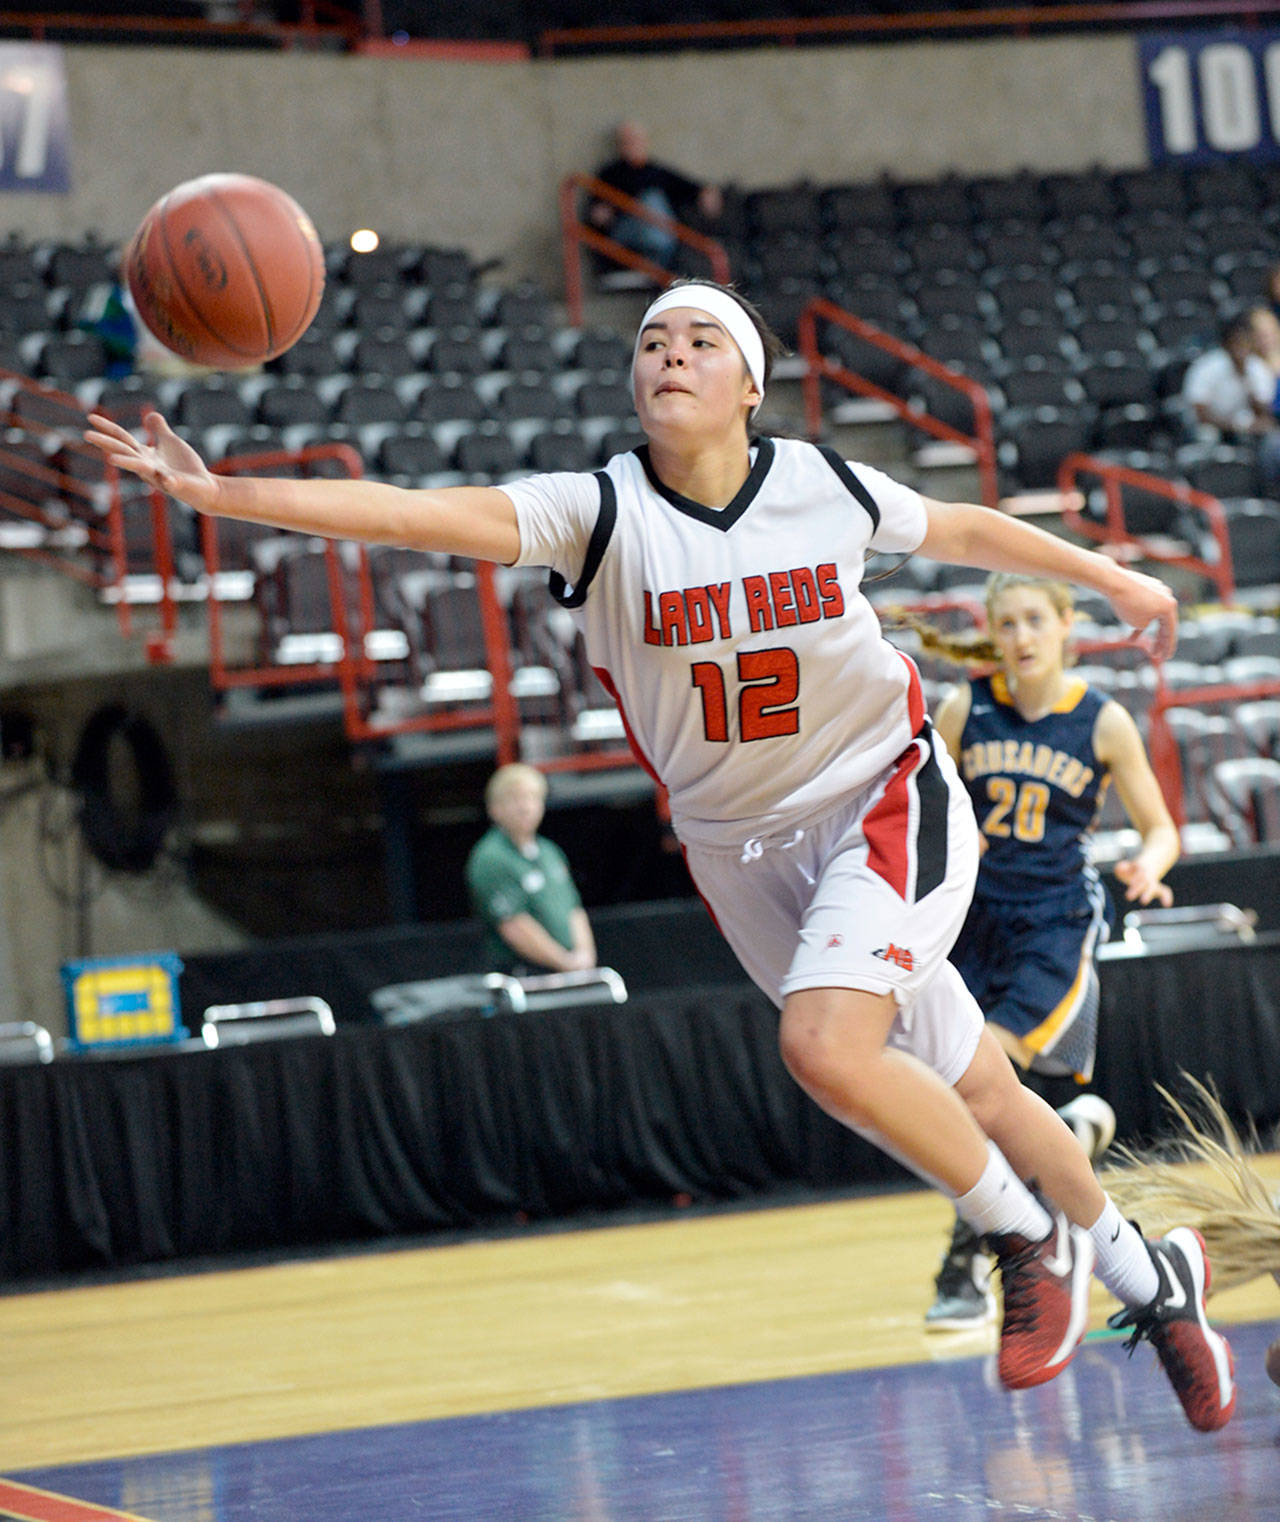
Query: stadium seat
425 287 481 330
331 381 408 428
454 426 522 478
527 427 593 473
500 328 560 374
820 182 897 233
1234 699 1280 757
427 328 489 376
379 431 448 482
1210 756 1280 845
572 328 632 372
1220 500 1280 591
38 334 109 387
998 408 1096 490
257 384 331 431
415 377 486 424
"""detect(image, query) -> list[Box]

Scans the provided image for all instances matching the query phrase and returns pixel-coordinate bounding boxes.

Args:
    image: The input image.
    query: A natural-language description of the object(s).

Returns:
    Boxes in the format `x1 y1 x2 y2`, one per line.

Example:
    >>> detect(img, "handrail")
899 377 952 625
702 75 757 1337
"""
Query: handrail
206 441 365 695
1148 673 1280 827
797 298 1000 508
0 2 362 48
0 370 156 646
538 1 1280 56
338 555 521 765
1056 452 1235 603
559 172 732 327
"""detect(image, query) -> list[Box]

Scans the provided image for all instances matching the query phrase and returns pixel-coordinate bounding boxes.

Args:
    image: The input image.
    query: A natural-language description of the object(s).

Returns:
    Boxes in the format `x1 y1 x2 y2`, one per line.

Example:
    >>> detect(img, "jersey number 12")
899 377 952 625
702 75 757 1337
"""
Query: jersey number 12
691 647 800 743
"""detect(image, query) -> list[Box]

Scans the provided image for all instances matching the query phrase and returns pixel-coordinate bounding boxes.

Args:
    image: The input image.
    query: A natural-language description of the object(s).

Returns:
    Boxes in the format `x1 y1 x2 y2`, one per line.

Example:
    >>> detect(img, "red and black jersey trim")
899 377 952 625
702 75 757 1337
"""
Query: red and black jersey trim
816 445 880 534
863 720 950 903
550 470 617 608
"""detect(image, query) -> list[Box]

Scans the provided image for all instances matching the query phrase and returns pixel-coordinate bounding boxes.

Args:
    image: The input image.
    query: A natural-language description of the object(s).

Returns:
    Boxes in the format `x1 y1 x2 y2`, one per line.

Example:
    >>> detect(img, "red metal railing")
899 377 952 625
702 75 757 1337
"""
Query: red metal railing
0 370 180 652
337 557 522 765
1056 452 1235 603
1148 673 1280 828
209 443 524 763
0 0 361 48
559 172 732 327
205 441 366 695
538 1 1280 55
797 298 1000 508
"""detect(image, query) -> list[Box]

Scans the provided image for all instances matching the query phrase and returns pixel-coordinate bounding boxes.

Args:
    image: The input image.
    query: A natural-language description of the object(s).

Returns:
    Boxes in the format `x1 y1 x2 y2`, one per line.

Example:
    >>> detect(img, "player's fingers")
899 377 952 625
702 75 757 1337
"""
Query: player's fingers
142 408 180 441
85 413 138 447
1153 604 1178 661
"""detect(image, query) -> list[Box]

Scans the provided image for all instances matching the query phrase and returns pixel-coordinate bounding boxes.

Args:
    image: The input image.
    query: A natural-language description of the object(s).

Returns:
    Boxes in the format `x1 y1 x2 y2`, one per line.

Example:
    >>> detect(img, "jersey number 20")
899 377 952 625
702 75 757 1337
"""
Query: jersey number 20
982 777 1049 843
691 647 800 743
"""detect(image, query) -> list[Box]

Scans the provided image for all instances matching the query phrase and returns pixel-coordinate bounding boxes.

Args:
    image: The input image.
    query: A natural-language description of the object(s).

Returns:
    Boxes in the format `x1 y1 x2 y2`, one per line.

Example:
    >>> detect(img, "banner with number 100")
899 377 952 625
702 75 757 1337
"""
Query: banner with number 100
0 43 70 193
1141 28 1280 164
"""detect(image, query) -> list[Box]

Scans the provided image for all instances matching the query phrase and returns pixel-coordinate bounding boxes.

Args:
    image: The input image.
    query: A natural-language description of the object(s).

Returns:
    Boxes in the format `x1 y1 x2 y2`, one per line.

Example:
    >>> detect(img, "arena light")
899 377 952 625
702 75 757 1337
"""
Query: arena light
350 228 380 254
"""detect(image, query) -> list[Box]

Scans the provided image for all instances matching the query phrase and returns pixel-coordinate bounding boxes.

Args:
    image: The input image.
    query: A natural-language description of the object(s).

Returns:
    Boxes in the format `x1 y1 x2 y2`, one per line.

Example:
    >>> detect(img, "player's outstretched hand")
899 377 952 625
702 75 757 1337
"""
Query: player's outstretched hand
84 410 220 516
1107 566 1178 661
1114 857 1174 906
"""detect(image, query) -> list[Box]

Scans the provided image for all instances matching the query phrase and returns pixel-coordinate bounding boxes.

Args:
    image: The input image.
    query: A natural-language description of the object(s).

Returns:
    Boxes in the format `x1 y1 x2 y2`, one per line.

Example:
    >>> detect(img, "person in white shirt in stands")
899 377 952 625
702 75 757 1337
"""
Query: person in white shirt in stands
85 277 1234 1433
1180 309 1280 481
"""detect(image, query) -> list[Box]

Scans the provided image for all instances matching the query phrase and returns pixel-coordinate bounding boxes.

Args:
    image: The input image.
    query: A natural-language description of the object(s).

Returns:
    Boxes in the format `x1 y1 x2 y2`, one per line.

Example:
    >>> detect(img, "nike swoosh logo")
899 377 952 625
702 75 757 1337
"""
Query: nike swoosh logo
1042 1217 1073 1277
1159 1253 1187 1311
1110 1224 1121 1243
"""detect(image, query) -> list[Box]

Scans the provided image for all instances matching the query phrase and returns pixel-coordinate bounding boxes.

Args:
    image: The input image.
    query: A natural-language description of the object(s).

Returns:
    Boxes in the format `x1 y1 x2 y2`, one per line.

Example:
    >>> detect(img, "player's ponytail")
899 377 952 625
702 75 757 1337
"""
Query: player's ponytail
882 574 1077 669
881 609 1002 667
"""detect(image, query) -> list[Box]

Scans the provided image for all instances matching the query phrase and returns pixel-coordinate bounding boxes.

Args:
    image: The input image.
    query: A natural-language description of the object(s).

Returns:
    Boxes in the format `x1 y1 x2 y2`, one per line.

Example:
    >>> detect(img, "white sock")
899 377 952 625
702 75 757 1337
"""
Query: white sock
1088 1197 1160 1306
954 1141 1054 1241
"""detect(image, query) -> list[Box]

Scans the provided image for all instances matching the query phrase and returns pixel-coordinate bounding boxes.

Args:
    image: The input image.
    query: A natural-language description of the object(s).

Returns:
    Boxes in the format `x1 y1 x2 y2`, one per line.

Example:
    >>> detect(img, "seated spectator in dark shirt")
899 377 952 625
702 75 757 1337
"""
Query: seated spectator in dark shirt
589 119 723 268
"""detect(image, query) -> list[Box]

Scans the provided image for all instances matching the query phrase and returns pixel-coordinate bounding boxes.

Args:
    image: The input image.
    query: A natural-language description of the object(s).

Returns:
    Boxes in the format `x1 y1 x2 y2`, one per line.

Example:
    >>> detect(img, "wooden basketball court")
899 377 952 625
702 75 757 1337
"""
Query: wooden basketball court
4 1173 1279 1519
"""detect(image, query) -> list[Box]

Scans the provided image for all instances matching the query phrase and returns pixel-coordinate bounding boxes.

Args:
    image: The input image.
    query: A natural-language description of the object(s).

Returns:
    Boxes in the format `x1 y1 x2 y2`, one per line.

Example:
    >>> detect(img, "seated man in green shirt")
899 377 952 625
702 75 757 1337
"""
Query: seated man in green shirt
465 764 597 976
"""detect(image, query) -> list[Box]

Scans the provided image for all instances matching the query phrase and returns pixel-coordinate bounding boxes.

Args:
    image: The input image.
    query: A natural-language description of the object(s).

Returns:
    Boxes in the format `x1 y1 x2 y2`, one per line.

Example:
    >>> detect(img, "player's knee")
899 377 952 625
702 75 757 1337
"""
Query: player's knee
956 1028 1024 1133
777 1005 882 1123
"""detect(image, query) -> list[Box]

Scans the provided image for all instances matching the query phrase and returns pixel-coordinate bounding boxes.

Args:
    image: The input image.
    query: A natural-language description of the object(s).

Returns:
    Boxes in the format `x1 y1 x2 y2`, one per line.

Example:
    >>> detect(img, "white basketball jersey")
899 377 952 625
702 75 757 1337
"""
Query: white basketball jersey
503 437 929 848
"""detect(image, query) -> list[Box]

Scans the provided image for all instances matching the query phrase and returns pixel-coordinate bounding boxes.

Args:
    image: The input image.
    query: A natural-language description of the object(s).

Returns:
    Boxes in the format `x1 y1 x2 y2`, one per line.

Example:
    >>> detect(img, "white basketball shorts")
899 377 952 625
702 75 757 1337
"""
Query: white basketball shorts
682 722 984 1087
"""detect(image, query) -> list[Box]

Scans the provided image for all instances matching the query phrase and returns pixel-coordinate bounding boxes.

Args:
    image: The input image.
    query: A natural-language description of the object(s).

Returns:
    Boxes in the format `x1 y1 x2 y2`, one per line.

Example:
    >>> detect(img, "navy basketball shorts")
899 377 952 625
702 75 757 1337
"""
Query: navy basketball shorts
950 888 1109 1082
682 723 985 1089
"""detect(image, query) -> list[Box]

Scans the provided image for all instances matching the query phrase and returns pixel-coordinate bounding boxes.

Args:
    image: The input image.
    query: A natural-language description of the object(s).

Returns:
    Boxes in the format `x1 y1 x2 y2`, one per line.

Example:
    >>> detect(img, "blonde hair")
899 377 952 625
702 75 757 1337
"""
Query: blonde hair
1100 1075 1280 1295
886 574 1076 669
485 763 547 811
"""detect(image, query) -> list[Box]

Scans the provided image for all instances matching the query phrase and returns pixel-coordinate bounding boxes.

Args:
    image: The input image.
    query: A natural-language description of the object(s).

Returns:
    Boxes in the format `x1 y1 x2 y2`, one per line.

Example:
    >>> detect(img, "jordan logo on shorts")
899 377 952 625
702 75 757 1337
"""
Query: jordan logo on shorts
873 943 915 971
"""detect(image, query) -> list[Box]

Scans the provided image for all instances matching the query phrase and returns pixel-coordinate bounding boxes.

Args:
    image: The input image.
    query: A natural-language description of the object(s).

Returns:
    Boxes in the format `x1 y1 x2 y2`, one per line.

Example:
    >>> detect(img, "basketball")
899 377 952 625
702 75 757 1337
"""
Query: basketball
125 172 325 370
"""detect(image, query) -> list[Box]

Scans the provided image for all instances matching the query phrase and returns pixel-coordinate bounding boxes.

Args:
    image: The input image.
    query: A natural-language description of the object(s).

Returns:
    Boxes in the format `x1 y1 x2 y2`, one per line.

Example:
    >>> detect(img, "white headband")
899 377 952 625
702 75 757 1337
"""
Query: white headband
632 285 766 409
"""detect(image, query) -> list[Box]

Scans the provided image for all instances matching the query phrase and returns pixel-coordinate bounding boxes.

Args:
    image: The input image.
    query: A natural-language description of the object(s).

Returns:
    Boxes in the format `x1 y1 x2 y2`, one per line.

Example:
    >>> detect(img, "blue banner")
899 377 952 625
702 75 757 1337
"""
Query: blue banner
1139 28 1280 164
0 43 70 192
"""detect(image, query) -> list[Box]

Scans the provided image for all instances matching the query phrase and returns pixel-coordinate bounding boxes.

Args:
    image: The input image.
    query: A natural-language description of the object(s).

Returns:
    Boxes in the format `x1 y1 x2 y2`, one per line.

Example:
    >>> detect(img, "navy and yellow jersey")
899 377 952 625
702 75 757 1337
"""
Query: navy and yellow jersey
958 672 1111 905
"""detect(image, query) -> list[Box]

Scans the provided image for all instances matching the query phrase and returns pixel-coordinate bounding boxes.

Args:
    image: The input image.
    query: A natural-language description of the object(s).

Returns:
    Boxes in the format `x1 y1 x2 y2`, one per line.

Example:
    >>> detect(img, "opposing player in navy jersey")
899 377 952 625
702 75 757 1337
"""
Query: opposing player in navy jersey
918 574 1180 1331
84 278 1234 1431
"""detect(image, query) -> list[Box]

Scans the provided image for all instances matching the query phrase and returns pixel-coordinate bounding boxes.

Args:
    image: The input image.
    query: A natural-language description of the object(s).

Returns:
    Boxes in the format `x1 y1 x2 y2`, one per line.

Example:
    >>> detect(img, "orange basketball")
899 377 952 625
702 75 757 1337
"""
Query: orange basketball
125 173 325 370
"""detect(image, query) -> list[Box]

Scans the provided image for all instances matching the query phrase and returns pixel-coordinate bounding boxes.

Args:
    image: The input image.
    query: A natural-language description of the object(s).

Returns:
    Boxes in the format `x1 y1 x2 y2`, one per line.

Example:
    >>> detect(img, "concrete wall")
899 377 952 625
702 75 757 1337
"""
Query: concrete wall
0 34 1148 279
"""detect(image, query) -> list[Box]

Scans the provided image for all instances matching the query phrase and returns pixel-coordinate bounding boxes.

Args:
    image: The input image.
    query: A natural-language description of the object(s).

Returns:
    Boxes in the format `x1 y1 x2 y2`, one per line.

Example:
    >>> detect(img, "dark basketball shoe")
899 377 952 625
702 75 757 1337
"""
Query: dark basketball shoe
990 1209 1095 1389
925 1217 996 1331
1106 1227 1237 1432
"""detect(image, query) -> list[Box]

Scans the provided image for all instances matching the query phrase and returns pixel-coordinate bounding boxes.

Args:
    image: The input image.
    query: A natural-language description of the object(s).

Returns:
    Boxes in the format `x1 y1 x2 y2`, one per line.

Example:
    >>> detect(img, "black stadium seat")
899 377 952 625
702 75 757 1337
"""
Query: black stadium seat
455 427 521 478
257 385 331 431
528 427 593 473
379 431 447 481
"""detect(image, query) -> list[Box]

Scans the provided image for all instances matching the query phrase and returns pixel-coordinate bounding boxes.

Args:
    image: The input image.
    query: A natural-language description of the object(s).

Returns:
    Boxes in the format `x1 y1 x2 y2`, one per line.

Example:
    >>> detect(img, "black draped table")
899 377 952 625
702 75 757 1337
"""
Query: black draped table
5 933 1280 1282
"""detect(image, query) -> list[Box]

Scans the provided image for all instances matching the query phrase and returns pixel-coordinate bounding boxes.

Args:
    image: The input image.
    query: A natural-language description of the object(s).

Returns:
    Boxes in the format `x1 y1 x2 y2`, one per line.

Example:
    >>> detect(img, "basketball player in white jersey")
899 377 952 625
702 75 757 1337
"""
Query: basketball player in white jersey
85 279 1234 1432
